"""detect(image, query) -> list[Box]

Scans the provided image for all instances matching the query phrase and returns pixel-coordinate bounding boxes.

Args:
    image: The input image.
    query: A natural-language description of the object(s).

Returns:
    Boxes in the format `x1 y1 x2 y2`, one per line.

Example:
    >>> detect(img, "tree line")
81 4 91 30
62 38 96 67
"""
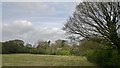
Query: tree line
0 38 104 55
1 39 78 55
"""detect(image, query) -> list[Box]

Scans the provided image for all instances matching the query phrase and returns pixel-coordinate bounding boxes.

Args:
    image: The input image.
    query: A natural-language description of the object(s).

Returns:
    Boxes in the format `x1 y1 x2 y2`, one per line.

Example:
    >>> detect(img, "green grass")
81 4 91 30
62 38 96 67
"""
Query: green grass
2 54 96 66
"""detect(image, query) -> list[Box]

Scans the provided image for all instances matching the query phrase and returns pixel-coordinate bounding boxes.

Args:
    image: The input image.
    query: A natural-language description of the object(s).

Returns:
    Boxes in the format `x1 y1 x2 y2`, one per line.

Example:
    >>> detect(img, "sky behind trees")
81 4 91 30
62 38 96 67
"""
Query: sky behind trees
2 2 77 44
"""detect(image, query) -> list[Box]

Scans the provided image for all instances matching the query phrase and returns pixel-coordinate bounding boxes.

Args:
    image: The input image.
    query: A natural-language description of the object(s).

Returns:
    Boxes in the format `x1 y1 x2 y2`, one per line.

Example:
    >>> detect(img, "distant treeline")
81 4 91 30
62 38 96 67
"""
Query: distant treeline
1 39 80 55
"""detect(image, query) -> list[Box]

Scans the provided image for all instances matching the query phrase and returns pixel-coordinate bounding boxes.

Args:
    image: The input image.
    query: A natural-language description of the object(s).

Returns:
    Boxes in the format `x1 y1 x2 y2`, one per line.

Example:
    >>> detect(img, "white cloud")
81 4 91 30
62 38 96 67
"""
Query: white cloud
2 20 66 44
23 26 66 44
2 20 33 36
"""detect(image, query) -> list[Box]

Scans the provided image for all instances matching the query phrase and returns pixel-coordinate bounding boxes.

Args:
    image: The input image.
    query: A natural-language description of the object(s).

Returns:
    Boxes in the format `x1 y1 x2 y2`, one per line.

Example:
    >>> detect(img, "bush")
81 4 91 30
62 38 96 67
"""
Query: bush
59 50 71 55
70 49 81 56
108 50 120 66
30 49 40 54
86 49 120 66
55 49 71 56
42 49 52 55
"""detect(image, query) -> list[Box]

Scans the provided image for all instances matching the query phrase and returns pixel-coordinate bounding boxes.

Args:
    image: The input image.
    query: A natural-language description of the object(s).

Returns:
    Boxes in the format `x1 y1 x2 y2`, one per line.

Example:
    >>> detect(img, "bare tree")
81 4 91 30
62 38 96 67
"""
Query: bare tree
63 2 120 53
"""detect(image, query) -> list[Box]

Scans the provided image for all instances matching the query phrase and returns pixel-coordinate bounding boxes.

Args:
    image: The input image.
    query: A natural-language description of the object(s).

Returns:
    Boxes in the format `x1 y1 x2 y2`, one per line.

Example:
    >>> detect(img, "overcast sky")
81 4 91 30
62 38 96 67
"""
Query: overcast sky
2 2 77 44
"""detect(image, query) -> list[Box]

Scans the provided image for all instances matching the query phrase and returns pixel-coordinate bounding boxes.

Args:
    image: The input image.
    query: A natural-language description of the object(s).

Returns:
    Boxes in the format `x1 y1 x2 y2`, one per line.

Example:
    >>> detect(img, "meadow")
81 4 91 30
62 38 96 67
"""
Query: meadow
2 54 96 66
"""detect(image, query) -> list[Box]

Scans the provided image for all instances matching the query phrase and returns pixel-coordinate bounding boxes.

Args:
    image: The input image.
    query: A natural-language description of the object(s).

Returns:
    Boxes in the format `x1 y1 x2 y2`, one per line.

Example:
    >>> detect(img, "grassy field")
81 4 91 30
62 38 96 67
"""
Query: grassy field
2 54 96 66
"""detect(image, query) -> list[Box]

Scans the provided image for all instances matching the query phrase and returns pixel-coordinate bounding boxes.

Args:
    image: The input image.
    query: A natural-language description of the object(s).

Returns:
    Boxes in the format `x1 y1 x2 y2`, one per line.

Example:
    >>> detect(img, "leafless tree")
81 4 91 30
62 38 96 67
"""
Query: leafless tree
63 2 120 53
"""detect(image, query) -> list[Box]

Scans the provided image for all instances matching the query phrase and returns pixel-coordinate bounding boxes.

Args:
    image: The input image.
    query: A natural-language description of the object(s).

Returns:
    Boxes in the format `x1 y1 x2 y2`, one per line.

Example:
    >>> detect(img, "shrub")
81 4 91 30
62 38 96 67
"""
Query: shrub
55 49 71 56
86 49 120 66
59 50 71 55
43 49 52 55
30 49 40 54
108 50 120 66
71 49 81 56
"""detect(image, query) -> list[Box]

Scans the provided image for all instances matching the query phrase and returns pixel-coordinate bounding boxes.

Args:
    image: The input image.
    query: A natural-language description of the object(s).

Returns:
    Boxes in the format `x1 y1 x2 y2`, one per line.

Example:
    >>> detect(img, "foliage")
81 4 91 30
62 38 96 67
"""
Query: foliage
55 49 71 56
1 39 74 56
78 38 120 66
86 49 120 66
78 39 105 56
2 39 26 54
0 42 2 54
69 46 81 56
2 39 33 54
30 49 40 54
36 41 50 54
